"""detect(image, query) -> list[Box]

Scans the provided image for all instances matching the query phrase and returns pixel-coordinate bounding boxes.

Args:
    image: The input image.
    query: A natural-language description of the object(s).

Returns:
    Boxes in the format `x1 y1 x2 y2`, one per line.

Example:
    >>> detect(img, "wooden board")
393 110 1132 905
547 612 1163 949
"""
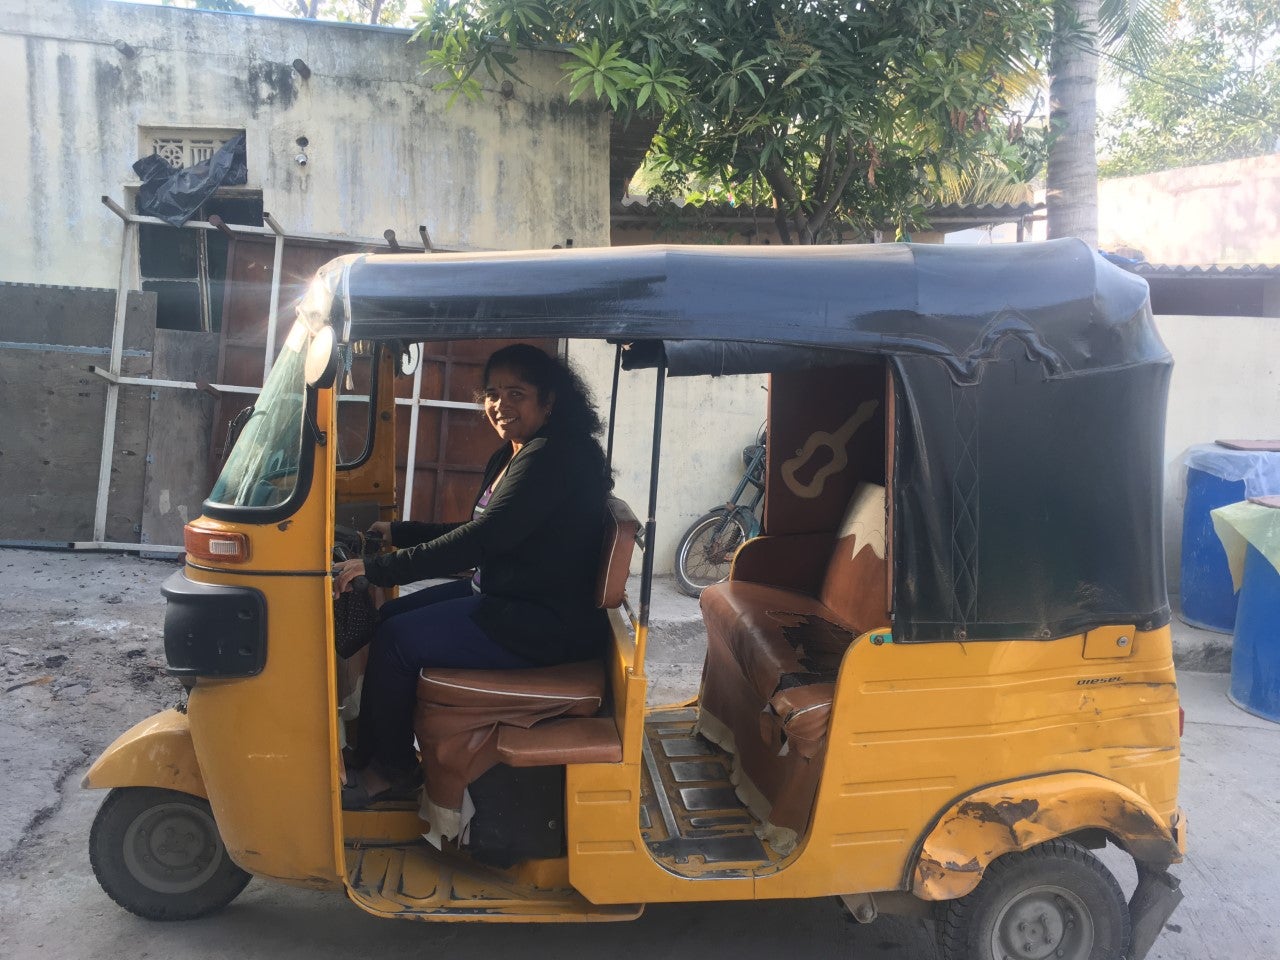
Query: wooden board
140 330 220 550
763 364 887 536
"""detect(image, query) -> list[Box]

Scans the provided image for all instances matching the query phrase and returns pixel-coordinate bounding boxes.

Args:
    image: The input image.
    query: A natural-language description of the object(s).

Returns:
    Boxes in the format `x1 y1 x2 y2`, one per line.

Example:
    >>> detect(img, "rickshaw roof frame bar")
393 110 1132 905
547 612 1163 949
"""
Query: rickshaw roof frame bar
633 357 667 671
605 342 622 471
400 349 427 522
99 194 472 254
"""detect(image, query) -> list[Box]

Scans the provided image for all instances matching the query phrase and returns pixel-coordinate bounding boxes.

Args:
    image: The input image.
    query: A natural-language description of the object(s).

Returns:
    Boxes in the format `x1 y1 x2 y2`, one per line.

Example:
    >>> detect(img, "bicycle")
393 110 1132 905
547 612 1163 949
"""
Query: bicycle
673 427 765 597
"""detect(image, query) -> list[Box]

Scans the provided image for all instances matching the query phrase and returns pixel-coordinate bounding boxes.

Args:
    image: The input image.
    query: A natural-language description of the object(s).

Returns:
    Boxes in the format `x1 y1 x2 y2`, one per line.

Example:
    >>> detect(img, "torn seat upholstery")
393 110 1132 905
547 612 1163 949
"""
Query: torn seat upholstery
412 497 638 843
697 484 888 854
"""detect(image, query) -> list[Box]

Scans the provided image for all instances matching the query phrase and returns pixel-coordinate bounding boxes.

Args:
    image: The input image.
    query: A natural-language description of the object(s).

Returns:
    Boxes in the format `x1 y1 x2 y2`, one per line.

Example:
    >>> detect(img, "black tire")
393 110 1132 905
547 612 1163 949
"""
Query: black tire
89 787 251 921
674 509 750 597
938 838 1130 960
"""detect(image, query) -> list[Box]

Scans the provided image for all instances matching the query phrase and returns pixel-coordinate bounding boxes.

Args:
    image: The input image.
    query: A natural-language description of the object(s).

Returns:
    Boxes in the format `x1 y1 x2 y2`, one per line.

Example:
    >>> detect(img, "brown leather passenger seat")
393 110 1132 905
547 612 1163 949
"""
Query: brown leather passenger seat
697 483 888 854
411 497 638 840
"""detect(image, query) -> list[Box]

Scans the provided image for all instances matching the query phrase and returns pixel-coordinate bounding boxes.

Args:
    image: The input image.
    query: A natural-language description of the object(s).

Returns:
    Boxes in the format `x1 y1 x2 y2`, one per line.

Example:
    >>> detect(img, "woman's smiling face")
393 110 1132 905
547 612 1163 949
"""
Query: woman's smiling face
483 366 554 446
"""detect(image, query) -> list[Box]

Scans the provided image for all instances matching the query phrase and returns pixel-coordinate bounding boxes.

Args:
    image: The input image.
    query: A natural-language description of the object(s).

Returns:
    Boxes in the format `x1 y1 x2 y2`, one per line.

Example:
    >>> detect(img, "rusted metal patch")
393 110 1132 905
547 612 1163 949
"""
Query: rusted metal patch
956 798 1039 843
912 775 1182 902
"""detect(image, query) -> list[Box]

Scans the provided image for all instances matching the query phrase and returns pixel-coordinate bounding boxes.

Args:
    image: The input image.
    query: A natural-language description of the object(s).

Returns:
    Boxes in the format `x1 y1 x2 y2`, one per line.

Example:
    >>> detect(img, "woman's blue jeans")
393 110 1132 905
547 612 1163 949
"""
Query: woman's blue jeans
353 579 534 773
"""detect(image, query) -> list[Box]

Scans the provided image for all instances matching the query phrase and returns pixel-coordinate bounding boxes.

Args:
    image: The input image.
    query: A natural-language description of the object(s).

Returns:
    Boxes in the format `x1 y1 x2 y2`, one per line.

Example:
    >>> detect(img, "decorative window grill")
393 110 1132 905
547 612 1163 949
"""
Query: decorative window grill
142 128 242 170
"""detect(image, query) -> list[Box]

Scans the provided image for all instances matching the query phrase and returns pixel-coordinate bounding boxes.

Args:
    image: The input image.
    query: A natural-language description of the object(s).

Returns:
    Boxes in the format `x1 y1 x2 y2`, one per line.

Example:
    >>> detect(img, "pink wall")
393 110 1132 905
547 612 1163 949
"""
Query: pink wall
1097 154 1280 264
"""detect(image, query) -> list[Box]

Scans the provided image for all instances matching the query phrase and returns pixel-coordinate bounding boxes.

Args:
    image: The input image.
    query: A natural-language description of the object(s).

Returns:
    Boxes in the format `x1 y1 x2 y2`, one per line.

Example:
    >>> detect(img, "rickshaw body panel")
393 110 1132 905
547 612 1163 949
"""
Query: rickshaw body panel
784 622 1179 900
566 621 1180 906
565 611 758 903
81 708 207 799
173 382 346 891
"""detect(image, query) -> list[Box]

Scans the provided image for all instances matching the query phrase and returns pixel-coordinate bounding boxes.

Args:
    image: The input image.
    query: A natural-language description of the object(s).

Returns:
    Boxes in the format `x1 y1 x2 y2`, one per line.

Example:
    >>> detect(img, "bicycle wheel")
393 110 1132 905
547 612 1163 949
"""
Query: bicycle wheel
674 509 750 597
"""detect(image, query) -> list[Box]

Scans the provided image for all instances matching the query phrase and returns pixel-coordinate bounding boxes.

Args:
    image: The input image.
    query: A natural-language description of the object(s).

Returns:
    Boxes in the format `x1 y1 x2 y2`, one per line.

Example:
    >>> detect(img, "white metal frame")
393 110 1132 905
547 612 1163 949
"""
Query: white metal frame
84 196 480 554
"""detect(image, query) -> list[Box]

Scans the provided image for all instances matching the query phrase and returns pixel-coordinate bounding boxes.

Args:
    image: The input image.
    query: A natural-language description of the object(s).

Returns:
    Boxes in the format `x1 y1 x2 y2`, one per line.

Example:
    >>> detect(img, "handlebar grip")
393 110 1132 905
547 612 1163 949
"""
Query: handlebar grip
332 567 371 593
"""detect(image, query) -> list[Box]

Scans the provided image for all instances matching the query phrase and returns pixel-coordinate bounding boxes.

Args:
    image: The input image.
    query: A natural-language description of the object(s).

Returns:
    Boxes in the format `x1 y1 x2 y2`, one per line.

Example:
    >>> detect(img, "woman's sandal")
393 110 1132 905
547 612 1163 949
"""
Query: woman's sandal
341 766 422 810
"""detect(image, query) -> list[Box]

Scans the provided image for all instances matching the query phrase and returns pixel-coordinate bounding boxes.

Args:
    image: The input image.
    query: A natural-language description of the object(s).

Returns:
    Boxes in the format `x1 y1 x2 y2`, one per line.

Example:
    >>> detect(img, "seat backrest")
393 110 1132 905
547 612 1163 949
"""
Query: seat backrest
819 483 889 632
596 497 640 609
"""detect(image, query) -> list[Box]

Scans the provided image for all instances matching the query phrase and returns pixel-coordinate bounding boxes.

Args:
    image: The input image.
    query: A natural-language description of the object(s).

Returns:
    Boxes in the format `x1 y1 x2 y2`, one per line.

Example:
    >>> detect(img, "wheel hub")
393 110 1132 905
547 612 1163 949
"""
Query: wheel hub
122 801 224 894
992 885 1094 960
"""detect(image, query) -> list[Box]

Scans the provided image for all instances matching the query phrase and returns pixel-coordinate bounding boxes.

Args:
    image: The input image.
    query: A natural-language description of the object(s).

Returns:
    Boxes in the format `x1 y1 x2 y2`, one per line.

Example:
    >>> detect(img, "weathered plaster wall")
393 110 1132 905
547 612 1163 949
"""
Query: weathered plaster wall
0 0 609 289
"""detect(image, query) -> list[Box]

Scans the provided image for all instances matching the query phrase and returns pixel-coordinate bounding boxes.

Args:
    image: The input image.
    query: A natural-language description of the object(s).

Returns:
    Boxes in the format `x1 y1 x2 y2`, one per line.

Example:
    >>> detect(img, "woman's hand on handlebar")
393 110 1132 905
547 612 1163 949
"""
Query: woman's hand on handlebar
334 558 367 596
366 521 391 542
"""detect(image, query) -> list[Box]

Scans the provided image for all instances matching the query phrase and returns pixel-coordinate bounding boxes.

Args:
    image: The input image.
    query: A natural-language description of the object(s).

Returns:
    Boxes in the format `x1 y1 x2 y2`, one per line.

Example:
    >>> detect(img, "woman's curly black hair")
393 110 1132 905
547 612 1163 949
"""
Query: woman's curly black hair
482 344 605 438
481 344 613 488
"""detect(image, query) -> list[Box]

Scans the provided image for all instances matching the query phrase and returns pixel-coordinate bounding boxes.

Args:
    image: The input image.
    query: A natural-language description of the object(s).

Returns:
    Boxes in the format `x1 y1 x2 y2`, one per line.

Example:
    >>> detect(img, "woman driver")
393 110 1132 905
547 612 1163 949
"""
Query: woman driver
333 344 612 808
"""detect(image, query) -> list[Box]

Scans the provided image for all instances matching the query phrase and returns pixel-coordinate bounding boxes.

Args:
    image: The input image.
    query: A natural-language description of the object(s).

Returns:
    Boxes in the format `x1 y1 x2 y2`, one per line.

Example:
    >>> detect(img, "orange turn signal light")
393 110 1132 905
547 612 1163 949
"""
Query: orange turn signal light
184 525 251 564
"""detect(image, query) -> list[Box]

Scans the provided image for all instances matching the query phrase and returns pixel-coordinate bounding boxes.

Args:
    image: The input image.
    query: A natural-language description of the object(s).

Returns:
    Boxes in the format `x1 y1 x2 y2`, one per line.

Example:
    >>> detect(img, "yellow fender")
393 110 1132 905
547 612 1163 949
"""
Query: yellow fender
81 708 207 799
912 772 1182 901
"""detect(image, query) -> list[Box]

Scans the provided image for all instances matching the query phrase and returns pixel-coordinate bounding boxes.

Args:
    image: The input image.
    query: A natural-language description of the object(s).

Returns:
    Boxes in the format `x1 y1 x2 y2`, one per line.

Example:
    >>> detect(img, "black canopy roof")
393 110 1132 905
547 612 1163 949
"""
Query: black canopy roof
317 239 1166 383
307 240 1172 643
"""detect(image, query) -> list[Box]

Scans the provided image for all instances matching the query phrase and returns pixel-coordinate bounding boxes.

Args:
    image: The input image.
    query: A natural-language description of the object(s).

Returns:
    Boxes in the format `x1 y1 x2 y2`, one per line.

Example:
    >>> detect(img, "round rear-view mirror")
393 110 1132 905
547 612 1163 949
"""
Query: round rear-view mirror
305 326 339 388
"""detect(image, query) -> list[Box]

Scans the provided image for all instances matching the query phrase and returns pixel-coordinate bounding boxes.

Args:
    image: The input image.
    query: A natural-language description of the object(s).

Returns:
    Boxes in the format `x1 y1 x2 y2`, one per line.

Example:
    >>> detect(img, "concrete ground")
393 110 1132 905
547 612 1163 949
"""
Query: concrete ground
1 551 1277 959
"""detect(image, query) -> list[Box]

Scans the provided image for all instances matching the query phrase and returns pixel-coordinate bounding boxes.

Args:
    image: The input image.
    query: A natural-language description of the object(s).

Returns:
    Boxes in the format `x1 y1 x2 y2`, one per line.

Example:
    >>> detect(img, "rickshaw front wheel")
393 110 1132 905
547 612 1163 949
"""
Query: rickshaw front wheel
90 787 251 921
938 838 1130 960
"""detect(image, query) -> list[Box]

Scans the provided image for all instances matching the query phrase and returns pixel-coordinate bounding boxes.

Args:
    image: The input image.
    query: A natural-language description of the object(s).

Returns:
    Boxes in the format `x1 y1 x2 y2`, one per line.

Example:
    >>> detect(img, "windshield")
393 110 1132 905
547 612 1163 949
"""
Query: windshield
207 322 310 511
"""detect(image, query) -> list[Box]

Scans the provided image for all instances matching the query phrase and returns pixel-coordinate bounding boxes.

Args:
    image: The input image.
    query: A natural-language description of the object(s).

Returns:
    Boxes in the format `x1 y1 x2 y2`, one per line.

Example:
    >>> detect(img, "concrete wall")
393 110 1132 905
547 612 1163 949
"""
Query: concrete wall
0 283 156 543
0 0 610 290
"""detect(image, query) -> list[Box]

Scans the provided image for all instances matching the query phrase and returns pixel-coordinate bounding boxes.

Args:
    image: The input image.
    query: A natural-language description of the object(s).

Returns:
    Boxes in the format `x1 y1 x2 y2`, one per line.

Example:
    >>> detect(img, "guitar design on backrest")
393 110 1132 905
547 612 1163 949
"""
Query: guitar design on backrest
780 399 879 500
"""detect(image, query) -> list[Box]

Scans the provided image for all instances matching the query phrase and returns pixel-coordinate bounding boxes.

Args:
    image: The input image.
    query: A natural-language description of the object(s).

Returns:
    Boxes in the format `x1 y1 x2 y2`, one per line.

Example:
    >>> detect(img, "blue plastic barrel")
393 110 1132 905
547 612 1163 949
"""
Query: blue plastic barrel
1229 544 1280 723
1180 466 1246 632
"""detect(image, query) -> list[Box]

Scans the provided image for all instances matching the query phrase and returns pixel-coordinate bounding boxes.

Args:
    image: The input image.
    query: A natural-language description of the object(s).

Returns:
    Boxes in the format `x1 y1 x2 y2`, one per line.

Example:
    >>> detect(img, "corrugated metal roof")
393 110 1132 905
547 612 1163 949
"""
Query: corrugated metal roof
925 202 1041 220
1131 263 1280 278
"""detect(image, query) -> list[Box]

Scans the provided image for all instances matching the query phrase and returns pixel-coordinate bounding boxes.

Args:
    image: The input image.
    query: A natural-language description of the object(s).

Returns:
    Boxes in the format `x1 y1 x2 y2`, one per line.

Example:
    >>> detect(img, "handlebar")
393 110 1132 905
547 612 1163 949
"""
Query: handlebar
331 566 370 593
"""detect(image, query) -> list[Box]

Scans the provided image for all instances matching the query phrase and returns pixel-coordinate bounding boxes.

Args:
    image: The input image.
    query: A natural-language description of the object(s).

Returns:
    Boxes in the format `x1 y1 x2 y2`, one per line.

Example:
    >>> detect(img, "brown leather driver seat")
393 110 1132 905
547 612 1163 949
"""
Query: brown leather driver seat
412 497 639 841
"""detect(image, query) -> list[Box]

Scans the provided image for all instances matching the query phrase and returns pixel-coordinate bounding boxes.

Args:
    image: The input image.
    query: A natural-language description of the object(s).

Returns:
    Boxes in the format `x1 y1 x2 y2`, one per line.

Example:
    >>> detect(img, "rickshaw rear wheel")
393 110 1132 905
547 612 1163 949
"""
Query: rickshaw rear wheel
937 838 1129 960
90 787 251 921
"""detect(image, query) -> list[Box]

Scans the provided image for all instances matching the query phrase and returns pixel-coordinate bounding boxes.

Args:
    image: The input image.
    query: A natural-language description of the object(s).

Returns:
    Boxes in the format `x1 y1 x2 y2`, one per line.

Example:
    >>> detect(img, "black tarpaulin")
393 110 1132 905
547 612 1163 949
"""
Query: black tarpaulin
133 133 248 227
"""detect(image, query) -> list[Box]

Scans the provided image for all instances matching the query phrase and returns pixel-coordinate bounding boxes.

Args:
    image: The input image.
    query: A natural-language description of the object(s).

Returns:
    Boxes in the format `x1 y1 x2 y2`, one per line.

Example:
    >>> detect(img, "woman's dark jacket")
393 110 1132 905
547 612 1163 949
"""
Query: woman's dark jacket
362 430 611 665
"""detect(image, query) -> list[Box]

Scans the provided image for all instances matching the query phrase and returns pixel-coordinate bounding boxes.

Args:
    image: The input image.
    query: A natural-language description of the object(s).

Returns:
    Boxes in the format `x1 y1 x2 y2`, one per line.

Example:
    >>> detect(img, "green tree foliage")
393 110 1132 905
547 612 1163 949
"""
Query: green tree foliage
269 0 412 26
414 0 1054 243
1098 0 1280 178
162 0 412 23
161 0 256 13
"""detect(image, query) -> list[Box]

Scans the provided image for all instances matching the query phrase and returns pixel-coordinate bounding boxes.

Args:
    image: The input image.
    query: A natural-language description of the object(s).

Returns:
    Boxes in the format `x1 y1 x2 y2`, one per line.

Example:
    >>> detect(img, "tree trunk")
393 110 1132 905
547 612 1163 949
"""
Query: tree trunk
1046 0 1100 247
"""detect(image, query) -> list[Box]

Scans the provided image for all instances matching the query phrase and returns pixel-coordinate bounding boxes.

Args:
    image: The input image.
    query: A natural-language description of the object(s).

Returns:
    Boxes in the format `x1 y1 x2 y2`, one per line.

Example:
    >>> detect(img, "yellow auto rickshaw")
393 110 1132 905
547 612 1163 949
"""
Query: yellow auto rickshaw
83 241 1186 960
